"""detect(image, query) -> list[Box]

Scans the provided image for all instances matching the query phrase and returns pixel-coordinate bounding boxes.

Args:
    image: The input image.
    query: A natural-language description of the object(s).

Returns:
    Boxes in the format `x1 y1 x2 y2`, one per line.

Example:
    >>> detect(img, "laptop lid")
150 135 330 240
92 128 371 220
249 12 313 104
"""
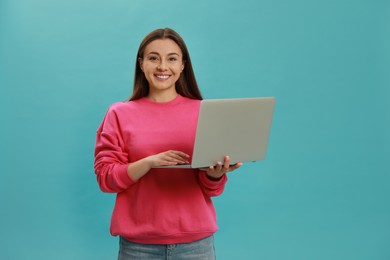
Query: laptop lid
190 97 275 168
155 97 275 169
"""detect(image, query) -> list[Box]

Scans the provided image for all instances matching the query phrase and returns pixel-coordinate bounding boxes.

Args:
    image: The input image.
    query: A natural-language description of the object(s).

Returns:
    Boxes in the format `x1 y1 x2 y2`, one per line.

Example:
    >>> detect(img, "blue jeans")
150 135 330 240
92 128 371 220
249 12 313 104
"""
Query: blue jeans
118 235 216 260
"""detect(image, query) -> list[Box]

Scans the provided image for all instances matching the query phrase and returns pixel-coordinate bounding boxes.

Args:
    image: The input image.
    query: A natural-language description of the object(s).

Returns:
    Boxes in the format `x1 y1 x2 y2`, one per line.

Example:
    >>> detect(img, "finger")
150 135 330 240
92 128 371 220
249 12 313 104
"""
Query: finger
223 156 231 171
215 161 223 172
229 162 243 172
169 151 190 163
155 156 177 166
163 160 179 166
166 153 186 162
167 151 189 163
162 155 190 165
157 155 180 166
206 165 215 173
169 150 190 158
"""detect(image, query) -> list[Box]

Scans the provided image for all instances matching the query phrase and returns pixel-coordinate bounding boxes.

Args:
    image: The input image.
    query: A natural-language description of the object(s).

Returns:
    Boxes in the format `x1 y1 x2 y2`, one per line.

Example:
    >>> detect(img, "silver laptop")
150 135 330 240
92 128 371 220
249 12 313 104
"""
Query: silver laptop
155 97 275 168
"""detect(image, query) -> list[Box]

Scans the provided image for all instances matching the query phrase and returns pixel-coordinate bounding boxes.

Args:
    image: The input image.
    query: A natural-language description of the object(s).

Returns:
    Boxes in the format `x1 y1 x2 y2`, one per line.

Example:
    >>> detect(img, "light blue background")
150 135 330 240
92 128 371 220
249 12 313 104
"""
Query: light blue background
1 0 389 259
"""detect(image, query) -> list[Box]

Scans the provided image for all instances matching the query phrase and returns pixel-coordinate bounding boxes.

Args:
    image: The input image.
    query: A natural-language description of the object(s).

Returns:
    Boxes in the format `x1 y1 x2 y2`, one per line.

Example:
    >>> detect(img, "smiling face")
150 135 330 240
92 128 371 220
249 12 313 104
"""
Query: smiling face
139 39 185 100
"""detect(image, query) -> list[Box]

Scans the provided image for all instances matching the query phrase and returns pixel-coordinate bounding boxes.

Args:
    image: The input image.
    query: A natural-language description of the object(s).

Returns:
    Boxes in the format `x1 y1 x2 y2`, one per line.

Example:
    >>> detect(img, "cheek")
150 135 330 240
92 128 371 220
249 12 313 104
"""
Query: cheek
142 66 154 77
174 65 184 75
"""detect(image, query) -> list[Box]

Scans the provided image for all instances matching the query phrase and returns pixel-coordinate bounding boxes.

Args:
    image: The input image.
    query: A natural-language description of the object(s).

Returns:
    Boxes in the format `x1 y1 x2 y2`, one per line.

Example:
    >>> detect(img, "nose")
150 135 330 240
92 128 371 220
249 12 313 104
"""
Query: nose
157 59 168 71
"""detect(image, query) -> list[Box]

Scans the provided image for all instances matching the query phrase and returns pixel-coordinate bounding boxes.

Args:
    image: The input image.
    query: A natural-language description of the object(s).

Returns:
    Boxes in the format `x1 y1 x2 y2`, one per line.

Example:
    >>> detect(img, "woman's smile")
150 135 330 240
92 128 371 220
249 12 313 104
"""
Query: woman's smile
155 74 171 80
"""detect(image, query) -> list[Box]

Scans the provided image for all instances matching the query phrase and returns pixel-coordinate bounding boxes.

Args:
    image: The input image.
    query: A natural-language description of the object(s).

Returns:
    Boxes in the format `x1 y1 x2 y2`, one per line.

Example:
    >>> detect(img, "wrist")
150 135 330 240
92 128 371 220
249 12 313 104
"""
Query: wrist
127 157 153 181
143 156 155 168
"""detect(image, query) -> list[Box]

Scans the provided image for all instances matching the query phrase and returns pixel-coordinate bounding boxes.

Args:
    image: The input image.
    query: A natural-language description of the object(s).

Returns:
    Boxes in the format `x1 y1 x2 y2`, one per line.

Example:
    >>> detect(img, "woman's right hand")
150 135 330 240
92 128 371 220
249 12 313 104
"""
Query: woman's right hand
127 150 190 181
145 150 190 167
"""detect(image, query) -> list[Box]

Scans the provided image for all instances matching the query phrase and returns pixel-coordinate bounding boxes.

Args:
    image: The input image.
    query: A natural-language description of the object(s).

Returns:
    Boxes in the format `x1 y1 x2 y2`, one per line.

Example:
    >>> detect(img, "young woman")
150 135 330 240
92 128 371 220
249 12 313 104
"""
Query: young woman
94 28 242 259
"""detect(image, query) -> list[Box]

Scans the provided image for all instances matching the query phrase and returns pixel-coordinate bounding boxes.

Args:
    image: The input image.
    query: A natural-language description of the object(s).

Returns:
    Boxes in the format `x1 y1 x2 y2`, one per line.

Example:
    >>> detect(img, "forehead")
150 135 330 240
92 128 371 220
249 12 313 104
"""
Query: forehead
144 39 182 56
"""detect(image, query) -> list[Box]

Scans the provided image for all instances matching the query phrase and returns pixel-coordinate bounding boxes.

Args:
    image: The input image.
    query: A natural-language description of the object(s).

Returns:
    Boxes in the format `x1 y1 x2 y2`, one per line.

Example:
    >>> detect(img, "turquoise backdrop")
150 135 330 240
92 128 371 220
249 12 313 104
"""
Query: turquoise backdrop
1 0 389 259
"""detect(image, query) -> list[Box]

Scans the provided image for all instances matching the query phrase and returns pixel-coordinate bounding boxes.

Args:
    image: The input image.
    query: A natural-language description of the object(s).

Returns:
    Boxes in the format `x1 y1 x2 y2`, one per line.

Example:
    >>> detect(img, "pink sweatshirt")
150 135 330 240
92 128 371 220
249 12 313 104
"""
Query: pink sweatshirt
94 94 227 244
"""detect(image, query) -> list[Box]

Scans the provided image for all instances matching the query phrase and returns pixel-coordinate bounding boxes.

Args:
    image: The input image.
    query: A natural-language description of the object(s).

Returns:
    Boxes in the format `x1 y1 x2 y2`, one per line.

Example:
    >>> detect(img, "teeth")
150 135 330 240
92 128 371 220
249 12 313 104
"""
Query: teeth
156 75 170 79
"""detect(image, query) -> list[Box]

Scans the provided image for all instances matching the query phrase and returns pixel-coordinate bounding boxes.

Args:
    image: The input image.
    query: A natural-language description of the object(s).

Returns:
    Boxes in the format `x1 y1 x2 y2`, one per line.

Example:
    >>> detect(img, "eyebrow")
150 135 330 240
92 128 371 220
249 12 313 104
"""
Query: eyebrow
146 52 180 56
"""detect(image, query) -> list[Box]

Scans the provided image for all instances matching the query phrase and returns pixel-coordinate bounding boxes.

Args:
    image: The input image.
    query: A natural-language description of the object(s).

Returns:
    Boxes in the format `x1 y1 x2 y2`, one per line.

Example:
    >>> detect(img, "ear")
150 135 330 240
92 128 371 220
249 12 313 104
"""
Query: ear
138 58 144 71
181 60 185 71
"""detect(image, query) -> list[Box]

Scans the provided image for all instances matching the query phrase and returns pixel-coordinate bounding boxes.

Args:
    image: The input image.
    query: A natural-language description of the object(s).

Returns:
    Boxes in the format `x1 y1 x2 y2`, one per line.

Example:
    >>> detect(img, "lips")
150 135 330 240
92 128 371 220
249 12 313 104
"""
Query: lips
155 74 171 80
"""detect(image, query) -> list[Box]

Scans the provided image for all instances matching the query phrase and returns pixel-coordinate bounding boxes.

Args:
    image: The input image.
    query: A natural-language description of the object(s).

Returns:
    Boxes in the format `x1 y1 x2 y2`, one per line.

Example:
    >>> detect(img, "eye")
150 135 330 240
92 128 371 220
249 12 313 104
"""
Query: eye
168 57 178 62
147 55 159 62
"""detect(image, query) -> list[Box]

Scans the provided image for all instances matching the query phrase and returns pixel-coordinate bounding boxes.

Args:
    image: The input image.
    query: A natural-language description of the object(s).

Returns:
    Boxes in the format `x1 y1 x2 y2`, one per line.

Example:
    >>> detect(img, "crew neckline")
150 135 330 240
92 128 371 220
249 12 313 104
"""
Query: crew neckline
139 94 184 106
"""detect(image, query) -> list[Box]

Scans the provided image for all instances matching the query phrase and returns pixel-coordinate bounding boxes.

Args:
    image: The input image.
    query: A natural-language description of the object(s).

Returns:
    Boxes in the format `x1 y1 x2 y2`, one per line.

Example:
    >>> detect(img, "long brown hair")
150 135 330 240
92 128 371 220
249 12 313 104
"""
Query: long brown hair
129 28 203 101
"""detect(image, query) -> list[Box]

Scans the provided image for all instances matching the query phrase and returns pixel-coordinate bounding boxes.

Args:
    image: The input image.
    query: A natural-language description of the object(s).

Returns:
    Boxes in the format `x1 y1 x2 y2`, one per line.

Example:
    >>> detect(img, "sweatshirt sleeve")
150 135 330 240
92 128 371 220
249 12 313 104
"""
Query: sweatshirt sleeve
197 171 228 197
94 106 137 193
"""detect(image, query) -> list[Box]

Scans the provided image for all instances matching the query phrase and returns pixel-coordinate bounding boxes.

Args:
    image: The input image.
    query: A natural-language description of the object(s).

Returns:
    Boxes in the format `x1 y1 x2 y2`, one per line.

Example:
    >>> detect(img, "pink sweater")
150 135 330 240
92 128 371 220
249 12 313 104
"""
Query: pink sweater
94 94 228 244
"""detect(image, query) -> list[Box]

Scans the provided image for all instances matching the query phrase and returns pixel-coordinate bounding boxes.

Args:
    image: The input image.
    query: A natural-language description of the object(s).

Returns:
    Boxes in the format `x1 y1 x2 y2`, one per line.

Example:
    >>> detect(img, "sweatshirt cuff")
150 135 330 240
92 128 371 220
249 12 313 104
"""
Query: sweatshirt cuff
115 164 137 188
199 171 227 187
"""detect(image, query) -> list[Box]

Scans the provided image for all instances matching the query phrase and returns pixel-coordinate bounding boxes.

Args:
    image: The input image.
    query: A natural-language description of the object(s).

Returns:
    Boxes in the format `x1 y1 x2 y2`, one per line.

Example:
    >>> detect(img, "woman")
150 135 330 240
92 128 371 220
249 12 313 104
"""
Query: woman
94 28 242 259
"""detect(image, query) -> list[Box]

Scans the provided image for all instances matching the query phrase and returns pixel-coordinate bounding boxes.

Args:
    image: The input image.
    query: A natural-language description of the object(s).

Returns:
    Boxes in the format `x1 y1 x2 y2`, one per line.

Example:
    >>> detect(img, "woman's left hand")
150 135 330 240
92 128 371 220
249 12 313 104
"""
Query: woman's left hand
200 156 243 180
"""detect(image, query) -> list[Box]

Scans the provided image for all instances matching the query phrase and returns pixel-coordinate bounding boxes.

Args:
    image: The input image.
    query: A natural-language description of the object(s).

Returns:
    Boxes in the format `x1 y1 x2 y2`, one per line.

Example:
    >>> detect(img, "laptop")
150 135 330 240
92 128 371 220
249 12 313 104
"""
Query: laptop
155 97 275 168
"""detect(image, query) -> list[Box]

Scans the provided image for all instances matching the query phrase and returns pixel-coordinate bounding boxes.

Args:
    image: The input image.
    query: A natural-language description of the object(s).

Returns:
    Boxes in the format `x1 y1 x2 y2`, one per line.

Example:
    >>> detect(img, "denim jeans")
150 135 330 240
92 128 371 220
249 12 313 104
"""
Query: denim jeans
118 235 216 260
